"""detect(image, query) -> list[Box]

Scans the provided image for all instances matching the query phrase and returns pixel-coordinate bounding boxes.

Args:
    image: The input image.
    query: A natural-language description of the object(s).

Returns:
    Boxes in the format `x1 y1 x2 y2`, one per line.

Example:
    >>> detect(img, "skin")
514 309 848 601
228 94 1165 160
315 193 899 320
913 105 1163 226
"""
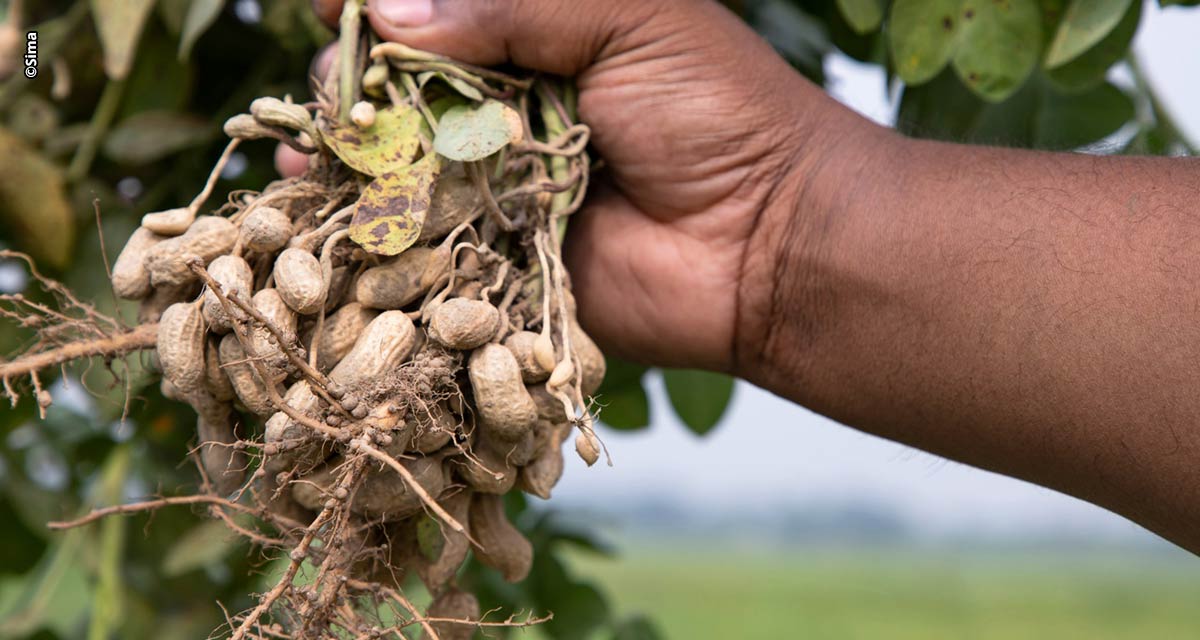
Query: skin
289 0 1200 554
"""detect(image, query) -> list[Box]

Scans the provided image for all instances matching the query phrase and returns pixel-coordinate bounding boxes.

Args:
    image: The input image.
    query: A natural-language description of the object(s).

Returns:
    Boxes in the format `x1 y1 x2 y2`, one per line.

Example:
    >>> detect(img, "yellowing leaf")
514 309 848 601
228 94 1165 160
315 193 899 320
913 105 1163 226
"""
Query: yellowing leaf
433 99 524 162
320 104 423 176
0 128 75 268
90 0 157 80
350 154 441 256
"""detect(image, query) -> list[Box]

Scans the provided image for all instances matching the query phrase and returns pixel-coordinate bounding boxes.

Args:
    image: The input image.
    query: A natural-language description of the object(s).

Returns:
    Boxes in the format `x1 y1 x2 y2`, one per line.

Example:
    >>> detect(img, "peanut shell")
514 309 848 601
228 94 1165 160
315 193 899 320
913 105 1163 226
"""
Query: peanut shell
428 298 499 350
110 226 163 300
469 493 532 583
201 255 253 333
468 344 537 442
157 301 206 394
145 216 238 287
355 247 435 310
272 247 326 315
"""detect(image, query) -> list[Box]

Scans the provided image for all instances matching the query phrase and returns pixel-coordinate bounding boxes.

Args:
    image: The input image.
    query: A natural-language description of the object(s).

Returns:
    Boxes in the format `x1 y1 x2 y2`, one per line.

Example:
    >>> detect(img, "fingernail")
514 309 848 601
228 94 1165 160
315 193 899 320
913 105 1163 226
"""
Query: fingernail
374 0 434 27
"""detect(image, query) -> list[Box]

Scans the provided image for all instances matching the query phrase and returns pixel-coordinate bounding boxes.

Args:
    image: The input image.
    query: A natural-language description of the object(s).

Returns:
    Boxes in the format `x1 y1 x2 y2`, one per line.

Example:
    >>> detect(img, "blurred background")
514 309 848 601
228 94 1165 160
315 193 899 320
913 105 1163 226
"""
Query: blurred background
1 1 1198 639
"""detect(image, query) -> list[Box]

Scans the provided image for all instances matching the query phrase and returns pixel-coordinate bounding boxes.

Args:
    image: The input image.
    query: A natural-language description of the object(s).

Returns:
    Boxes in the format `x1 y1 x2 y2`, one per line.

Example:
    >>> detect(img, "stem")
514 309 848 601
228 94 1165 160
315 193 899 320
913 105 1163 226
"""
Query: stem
537 82 574 243
337 0 364 123
68 78 125 181
0 323 157 383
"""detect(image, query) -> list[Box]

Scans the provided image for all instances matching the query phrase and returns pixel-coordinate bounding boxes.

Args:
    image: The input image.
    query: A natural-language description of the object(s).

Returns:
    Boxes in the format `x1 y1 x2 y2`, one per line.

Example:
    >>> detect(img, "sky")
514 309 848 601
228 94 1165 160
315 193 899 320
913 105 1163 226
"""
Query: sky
553 4 1200 542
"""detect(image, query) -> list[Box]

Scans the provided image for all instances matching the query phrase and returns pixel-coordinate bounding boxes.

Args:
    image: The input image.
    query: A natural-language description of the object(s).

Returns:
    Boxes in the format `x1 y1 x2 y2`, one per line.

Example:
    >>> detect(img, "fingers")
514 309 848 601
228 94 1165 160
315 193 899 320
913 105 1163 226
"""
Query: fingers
311 0 662 76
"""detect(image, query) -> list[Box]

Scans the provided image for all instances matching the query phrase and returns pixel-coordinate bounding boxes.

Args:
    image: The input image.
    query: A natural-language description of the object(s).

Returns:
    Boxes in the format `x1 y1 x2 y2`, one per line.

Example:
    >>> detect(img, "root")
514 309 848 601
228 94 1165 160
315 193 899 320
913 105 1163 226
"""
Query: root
0 323 157 399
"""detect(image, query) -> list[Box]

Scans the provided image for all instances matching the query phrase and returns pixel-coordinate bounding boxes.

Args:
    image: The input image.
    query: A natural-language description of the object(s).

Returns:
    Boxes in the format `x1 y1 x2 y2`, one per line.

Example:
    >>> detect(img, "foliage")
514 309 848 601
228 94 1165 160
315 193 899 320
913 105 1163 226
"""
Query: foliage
0 0 1193 638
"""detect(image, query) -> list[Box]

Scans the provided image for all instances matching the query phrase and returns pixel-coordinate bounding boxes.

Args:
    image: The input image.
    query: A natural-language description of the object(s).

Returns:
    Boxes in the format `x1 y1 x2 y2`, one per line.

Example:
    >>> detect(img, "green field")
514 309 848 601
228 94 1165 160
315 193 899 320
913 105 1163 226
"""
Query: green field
562 541 1200 639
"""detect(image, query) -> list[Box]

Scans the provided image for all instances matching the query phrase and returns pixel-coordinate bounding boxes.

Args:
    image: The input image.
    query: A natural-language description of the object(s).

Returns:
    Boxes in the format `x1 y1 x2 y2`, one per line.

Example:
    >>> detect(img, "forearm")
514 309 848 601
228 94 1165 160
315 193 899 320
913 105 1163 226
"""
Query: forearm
740 129 1200 552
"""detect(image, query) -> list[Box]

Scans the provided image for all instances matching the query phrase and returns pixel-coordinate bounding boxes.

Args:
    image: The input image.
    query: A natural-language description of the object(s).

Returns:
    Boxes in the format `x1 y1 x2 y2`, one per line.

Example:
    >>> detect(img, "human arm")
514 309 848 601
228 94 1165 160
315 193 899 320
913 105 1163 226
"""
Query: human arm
305 0 1200 553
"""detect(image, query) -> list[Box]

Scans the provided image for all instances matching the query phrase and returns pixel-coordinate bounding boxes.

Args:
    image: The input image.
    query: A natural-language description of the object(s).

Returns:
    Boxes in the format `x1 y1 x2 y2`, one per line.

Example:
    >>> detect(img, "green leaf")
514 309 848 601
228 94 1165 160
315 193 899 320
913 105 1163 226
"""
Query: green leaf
595 358 650 430
86 446 131 640
890 0 964 84
595 358 649 430
898 70 1134 150
836 0 884 33
0 128 75 268
1046 0 1140 92
178 0 225 61
162 519 239 577
598 385 650 430
611 615 666 640
321 104 424 176
528 553 610 640
417 71 485 102
89 0 157 80
952 0 1042 101
662 369 735 436
0 529 90 638
1033 81 1134 149
891 0 1041 100
349 154 441 256
433 99 524 162
1044 0 1134 68
103 111 213 165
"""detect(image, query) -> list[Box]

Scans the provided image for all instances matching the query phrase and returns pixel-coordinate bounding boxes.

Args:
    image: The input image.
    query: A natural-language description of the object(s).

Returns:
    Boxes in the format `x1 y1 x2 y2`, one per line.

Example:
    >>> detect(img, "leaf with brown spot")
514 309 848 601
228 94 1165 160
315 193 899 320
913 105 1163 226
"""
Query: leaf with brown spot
350 154 441 256
320 104 423 176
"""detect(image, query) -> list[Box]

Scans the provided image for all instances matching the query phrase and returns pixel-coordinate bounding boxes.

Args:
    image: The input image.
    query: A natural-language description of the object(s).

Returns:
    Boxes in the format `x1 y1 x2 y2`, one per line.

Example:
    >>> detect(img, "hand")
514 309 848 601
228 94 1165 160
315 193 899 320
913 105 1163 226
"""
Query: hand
283 0 885 372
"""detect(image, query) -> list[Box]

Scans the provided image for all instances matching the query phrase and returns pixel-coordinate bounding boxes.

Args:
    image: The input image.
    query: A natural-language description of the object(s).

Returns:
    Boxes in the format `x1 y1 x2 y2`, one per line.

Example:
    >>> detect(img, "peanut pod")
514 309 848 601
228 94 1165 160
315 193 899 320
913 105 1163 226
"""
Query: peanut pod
293 455 447 521
453 439 517 495
467 344 537 442
203 337 236 402
145 216 238 287
302 302 377 373
419 170 483 241
249 288 299 371
201 255 253 333
219 333 278 417
329 311 417 387
428 298 499 350
263 380 327 472
469 493 532 583
355 246 435 310
110 226 163 300
273 247 327 314
519 421 570 500
157 301 206 394
504 330 551 383
189 391 248 495
422 588 480 640
239 205 292 253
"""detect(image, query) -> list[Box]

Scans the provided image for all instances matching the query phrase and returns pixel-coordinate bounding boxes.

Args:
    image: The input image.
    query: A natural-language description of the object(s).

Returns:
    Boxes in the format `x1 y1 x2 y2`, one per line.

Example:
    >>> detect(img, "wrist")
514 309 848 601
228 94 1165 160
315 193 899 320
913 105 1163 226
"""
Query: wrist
732 105 904 394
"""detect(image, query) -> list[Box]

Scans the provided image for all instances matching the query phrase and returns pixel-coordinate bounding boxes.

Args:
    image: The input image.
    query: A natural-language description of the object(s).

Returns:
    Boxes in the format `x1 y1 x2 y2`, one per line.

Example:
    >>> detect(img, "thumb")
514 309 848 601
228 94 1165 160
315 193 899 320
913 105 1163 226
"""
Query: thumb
313 0 662 76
